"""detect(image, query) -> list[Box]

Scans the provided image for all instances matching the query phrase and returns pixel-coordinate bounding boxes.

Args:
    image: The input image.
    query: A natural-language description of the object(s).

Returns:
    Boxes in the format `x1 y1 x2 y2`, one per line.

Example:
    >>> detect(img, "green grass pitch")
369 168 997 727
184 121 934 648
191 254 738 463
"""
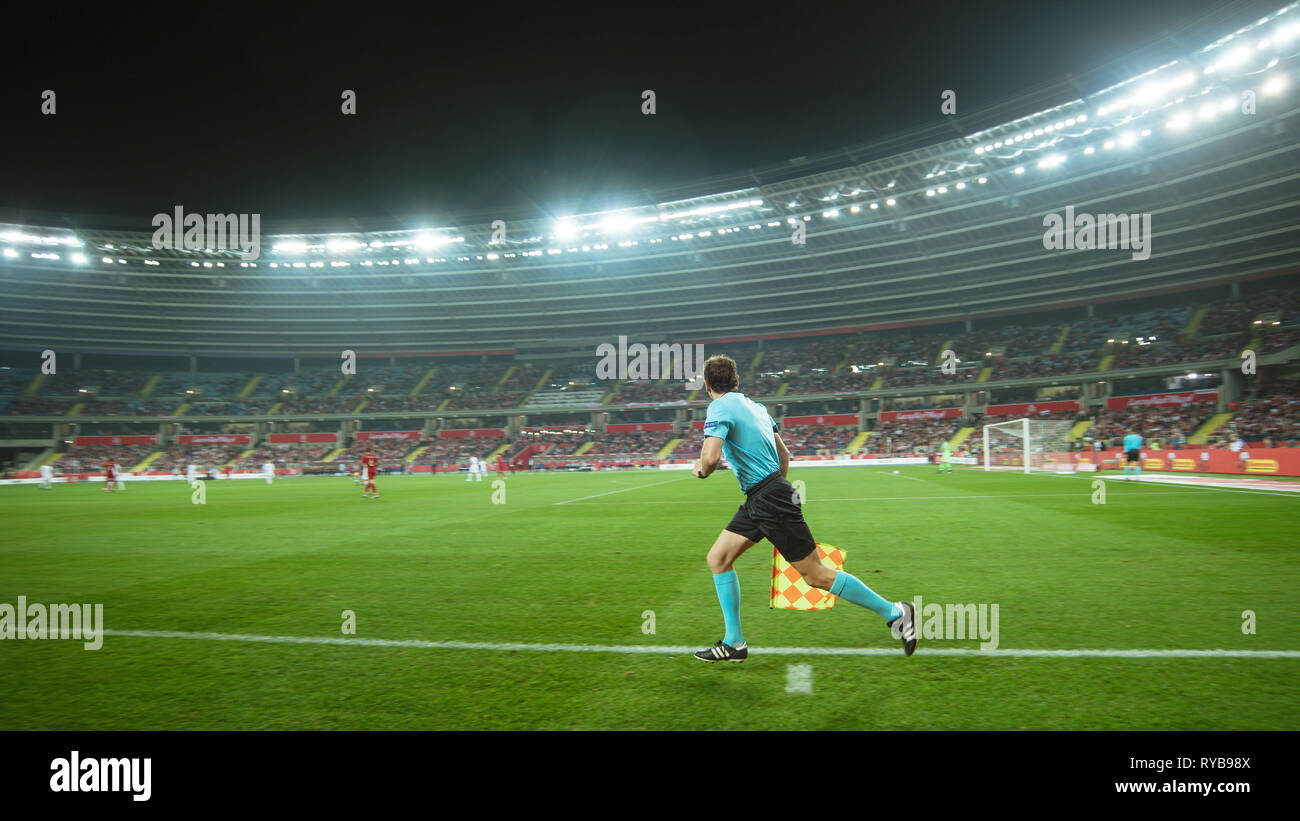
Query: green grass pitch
1 467 1298 730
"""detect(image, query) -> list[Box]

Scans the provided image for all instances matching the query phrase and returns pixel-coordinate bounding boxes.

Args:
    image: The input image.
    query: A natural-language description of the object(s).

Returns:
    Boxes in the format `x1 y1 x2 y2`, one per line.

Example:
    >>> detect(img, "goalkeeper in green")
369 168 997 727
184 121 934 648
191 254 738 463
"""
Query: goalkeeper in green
937 440 953 474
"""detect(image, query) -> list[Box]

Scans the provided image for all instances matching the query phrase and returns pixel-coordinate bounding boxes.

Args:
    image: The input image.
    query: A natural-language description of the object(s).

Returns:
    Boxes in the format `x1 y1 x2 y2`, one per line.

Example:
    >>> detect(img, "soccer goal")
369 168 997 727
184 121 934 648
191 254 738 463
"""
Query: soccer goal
982 417 1077 474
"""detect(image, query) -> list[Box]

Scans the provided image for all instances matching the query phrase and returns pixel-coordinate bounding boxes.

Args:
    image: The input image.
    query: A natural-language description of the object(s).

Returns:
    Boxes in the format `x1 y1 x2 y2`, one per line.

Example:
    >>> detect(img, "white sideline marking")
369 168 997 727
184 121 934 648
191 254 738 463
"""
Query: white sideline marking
552 477 684 505
786 663 814 693
559 491 1214 505
99 629 1300 658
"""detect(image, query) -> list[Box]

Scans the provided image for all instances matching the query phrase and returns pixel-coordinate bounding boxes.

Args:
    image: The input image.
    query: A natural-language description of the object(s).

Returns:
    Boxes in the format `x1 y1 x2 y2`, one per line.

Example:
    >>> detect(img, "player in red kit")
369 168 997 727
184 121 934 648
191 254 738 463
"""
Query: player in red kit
102 460 116 493
361 451 380 499
496 456 505 478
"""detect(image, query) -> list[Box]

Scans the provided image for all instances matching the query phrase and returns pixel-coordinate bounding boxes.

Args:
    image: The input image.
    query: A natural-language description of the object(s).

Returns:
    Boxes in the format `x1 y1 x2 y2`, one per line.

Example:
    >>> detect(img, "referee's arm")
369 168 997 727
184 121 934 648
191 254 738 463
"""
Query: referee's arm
774 432 791 478
694 437 723 478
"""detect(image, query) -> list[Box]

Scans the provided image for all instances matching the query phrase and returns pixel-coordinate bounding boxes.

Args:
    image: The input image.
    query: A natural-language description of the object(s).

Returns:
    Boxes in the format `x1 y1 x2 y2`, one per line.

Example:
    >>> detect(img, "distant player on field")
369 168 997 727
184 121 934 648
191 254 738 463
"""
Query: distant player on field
1122 428 1143 481
361 450 379 498
690 355 917 662
937 439 953 474
39 463 54 490
262 460 276 485
102 460 116 493
114 461 126 491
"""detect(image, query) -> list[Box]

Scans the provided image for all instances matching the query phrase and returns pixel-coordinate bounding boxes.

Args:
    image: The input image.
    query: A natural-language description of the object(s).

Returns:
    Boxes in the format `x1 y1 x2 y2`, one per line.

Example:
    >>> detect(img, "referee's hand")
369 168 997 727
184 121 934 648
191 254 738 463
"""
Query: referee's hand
693 461 706 479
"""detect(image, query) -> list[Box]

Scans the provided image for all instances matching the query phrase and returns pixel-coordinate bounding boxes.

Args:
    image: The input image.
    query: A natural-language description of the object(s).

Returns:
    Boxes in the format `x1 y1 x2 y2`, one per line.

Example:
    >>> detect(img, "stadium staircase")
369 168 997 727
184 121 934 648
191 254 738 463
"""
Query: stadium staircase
351 399 369 413
602 391 616 405
320 447 344 462
139 374 162 398
869 375 883 390
23 372 47 396
236 375 262 399
935 340 953 364
267 401 284 414
832 346 853 374
485 442 512 461
654 438 681 459
948 427 975 448
326 376 349 397
976 367 993 383
1066 420 1091 441
1244 335 1262 355
1190 413 1233 444
842 431 871 453
686 388 701 400
405 445 429 462
1183 306 1210 337
1097 354 1115 372
492 366 516 393
174 402 190 416
744 351 763 380
573 441 596 456
1049 325 1070 354
33 450 60 469
410 367 437 396
774 383 789 397
436 397 452 411
132 451 166 471
67 402 84 416
532 369 553 392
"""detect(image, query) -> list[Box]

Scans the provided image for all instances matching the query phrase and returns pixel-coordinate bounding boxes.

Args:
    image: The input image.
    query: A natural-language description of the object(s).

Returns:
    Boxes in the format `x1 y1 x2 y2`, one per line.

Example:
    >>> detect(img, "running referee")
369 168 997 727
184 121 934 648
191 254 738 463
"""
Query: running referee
691 355 918 662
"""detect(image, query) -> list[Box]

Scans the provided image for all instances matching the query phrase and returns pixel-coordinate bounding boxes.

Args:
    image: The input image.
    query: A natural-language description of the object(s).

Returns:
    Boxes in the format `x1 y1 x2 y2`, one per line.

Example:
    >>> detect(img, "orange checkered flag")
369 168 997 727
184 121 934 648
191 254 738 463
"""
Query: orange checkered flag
769 543 847 610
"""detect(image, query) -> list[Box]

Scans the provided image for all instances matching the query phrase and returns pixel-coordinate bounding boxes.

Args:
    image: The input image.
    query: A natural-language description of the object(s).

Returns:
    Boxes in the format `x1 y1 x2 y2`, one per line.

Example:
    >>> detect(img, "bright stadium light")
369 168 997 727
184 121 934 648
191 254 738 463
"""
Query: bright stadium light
885 198 896 206
1013 166 1025 175
71 253 87 264
2 248 17 258
1263 74 1288 95
1118 131 1138 147
553 219 580 240
1036 154 1065 169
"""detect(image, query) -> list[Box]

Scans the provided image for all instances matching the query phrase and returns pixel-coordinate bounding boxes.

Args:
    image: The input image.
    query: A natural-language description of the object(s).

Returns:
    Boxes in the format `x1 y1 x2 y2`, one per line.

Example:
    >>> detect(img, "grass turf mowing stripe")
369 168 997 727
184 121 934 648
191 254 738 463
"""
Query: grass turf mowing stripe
99 629 1300 658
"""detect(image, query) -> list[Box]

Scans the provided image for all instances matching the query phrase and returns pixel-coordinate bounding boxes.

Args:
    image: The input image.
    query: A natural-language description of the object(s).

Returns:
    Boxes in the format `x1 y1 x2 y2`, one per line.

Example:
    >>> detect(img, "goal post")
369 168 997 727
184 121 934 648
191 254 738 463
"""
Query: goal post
982 417 1077 474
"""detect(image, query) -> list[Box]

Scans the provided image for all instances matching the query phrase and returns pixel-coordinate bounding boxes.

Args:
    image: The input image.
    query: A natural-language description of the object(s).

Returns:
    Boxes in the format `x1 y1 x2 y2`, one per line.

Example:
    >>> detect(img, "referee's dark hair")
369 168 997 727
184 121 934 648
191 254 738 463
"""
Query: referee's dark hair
703 354 739 393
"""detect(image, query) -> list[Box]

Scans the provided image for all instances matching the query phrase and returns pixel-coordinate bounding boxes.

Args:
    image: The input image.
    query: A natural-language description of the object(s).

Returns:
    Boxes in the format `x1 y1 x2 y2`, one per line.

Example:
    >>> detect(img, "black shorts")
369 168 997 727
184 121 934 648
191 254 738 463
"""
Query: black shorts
724 472 817 563
1126 449 1141 463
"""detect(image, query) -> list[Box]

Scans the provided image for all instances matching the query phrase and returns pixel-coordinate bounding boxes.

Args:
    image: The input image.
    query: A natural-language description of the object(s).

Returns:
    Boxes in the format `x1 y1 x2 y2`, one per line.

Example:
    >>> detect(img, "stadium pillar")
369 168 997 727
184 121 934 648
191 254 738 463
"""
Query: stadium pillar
1087 304 1095 318
189 356 197 375
1220 369 1242 409
858 398 869 430
1231 281 1240 298
293 357 300 373
73 352 81 369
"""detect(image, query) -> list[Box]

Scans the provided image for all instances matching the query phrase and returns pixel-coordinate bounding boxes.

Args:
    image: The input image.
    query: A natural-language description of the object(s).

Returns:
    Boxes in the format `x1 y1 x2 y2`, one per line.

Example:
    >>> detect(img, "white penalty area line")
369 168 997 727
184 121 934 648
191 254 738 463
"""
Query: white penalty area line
551 477 685 505
99 629 1300 659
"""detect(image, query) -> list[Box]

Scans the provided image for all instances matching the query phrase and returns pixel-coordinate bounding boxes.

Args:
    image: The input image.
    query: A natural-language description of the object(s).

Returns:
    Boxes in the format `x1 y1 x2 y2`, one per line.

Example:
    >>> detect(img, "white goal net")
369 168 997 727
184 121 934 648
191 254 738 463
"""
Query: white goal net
982 417 1077 474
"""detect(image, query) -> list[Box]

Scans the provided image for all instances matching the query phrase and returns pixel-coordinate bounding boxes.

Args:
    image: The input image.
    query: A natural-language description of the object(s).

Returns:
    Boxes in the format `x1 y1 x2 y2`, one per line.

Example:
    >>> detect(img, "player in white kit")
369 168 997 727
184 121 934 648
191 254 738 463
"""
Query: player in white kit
262 461 275 484
114 462 126 491
40 464 54 489
466 455 479 481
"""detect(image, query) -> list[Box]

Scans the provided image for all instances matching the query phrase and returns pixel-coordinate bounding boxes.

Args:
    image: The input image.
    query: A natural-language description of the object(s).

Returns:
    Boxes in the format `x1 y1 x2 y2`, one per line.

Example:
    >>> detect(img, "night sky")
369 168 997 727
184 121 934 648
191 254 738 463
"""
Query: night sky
0 0 1286 230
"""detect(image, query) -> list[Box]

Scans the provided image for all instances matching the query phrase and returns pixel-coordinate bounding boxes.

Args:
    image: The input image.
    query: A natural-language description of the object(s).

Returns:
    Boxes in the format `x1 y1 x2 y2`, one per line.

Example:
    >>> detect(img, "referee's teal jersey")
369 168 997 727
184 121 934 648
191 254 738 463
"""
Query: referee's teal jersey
1124 432 1143 451
702 391 780 492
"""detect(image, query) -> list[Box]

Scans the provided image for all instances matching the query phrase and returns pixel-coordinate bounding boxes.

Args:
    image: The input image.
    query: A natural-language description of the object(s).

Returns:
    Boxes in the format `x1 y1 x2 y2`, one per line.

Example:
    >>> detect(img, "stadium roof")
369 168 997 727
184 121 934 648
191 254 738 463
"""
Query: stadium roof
2 3 1299 356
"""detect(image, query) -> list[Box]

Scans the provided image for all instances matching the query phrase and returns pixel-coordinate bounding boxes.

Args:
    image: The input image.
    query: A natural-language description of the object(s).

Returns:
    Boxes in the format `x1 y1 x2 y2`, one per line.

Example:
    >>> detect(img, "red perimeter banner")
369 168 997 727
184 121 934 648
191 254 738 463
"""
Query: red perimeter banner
878 408 962 422
73 435 157 446
267 432 338 444
606 422 673 433
783 413 858 427
1081 447 1300 476
355 431 422 441
438 428 506 439
1106 390 1218 410
177 434 251 445
984 400 1080 417
523 425 590 432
